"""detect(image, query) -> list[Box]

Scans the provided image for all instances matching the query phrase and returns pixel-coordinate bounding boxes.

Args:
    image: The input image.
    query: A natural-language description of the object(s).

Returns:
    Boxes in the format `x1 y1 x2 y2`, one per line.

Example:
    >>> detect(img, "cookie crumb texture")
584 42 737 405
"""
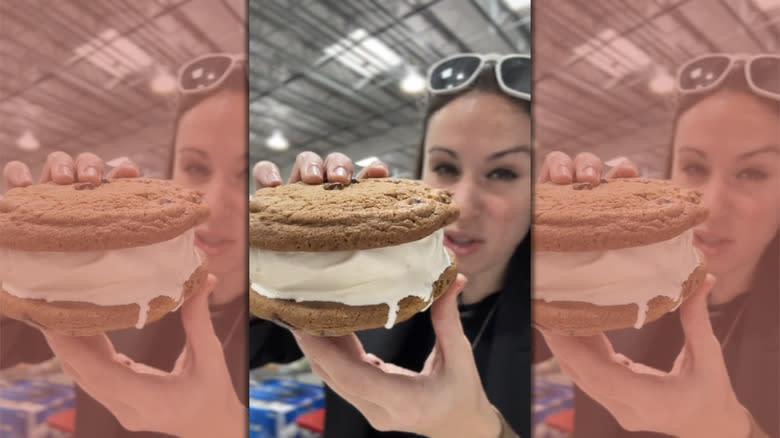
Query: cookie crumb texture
0 179 209 251
534 178 708 251
250 178 460 251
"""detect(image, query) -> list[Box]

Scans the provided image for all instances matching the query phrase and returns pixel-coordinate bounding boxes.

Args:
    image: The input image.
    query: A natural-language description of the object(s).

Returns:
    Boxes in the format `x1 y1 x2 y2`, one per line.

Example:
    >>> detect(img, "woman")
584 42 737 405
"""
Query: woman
1 53 248 438
537 54 779 437
253 53 533 438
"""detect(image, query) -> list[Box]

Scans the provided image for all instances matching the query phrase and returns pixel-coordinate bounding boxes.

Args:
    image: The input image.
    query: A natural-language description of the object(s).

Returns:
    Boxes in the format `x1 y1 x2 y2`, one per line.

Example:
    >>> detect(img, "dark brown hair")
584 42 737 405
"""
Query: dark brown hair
666 66 779 297
414 64 531 178
167 65 248 178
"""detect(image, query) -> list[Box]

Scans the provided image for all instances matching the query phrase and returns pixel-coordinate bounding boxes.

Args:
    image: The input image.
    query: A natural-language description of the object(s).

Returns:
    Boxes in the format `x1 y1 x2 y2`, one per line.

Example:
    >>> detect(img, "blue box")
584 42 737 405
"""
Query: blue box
249 379 325 438
0 379 75 438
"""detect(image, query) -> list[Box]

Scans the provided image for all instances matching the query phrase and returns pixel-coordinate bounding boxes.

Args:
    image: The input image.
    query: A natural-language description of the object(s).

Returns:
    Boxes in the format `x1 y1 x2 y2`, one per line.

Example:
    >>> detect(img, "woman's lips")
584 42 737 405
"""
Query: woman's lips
444 231 485 257
693 230 734 257
195 231 235 256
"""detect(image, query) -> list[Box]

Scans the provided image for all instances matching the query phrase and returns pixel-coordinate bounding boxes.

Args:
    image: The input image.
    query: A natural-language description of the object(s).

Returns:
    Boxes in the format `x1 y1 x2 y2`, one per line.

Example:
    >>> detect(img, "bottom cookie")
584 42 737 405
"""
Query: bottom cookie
0 258 208 336
533 255 708 336
250 260 458 336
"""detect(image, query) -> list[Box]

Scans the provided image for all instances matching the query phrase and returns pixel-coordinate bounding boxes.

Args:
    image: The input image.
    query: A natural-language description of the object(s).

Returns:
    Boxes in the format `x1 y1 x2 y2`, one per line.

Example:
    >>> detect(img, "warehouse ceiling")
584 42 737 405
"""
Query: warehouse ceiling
534 0 780 178
248 0 531 186
0 0 245 180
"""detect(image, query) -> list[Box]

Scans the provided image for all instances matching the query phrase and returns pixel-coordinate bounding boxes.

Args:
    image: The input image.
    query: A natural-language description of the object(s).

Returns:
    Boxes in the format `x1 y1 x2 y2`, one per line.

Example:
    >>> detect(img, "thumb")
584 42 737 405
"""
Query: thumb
180 274 222 369
430 274 469 361
680 274 720 360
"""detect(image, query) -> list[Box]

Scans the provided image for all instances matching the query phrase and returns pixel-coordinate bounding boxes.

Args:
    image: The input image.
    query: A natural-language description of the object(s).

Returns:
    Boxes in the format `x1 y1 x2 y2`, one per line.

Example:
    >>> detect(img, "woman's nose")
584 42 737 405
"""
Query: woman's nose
700 176 734 222
452 178 482 221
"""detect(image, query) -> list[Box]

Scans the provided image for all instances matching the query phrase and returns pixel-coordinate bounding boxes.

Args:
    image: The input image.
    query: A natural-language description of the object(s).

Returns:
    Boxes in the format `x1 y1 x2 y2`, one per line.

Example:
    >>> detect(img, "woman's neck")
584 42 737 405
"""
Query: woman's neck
460 263 507 305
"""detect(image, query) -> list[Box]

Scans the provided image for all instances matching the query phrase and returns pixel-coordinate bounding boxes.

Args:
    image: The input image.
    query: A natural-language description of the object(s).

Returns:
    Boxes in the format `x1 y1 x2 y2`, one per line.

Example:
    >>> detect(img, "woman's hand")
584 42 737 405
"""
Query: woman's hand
539 276 752 438
2 152 140 192
43 276 245 438
537 151 639 186
253 151 390 188
293 275 505 438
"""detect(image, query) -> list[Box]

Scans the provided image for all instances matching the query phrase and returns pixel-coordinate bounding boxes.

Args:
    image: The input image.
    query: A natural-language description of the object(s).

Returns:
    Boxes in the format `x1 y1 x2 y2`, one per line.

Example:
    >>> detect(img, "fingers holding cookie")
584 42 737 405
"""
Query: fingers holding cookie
105 157 140 180
290 151 325 184
40 151 76 185
537 151 574 185
3 161 34 192
323 152 355 184
356 160 390 180
253 160 283 189
573 152 604 186
75 152 105 184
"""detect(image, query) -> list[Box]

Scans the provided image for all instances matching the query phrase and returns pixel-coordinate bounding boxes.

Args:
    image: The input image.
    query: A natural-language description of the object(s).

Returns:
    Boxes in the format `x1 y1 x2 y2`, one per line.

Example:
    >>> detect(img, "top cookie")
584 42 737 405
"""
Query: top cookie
534 178 708 252
0 178 209 252
250 178 459 251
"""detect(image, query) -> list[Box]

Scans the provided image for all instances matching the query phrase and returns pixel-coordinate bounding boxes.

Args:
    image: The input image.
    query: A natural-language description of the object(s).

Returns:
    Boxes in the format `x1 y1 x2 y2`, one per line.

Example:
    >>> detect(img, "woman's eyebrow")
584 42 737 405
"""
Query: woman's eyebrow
737 145 780 161
487 145 530 161
427 146 457 158
177 146 209 158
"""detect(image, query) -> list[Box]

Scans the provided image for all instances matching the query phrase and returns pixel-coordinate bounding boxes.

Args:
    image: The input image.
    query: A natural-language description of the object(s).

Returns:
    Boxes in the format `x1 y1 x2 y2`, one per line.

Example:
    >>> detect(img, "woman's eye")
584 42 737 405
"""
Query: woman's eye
183 163 211 177
487 168 518 181
433 163 459 176
681 163 708 177
737 168 767 181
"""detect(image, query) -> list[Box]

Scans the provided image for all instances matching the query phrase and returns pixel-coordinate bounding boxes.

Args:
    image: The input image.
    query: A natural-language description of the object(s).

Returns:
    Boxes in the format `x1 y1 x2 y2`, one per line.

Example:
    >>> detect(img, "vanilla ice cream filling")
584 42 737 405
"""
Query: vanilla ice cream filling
250 229 452 329
534 230 701 328
0 230 202 329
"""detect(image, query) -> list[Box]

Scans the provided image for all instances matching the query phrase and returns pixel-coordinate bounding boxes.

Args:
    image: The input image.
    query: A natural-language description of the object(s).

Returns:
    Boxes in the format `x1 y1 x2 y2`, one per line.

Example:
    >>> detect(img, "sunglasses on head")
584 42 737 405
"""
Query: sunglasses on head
426 53 531 100
177 53 246 95
677 53 780 101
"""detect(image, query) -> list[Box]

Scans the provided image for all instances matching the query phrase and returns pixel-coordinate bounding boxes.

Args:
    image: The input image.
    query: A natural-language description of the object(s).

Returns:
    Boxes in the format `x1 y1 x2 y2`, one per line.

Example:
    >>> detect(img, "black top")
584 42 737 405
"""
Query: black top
1 297 248 438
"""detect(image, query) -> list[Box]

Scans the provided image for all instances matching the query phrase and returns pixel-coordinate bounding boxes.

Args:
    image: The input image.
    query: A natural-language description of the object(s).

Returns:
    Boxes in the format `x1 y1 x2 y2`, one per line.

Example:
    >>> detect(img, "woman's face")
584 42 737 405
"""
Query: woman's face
172 90 248 279
422 92 531 279
671 90 779 279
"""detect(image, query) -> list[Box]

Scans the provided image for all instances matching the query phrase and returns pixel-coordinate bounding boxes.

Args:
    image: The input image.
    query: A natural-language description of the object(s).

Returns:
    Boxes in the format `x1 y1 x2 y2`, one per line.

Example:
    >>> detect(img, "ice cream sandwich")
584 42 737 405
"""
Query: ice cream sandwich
0 178 209 336
533 178 709 335
249 178 459 336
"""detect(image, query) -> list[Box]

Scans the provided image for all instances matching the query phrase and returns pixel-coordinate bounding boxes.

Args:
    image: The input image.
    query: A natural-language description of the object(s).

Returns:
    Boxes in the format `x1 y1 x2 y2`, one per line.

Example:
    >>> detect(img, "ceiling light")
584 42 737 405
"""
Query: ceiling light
573 29 651 78
649 69 675 94
504 0 531 13
265 130 289 151
356 156 380 167
753 0 780 10
323 28 402 78
74 28 152 78
16 131 40 151
150 70 177 94
400 68 426 94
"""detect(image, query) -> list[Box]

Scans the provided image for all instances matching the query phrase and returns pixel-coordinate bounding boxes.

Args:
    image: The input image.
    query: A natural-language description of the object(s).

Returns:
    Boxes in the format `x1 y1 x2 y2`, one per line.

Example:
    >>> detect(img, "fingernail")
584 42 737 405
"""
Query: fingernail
308 165 322 178
333 167 347 178
270 171 282 183
582 167 596 178
558 165 571 177
83 167 98 179
59 165 73 177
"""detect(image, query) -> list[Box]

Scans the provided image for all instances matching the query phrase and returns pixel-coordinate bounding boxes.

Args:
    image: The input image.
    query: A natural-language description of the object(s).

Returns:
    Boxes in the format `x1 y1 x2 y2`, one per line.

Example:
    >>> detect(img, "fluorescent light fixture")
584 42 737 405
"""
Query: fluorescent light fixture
753 0 780 10
504 0 531 12
573 29 651 78
16 131 40 151
356 156 380 167
265 130 289 151
150 70 177 94
323 28 402 78
74 29 153 78
400 68 426 94
649 69 675 94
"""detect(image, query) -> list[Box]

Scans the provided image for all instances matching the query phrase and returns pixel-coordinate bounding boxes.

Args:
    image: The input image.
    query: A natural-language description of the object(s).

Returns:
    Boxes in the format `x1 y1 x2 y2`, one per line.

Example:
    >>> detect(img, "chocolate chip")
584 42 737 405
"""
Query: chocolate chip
73 182 98 190
600 178 609 184
351 178 359 184
323 182 344 190
572 182 593 190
